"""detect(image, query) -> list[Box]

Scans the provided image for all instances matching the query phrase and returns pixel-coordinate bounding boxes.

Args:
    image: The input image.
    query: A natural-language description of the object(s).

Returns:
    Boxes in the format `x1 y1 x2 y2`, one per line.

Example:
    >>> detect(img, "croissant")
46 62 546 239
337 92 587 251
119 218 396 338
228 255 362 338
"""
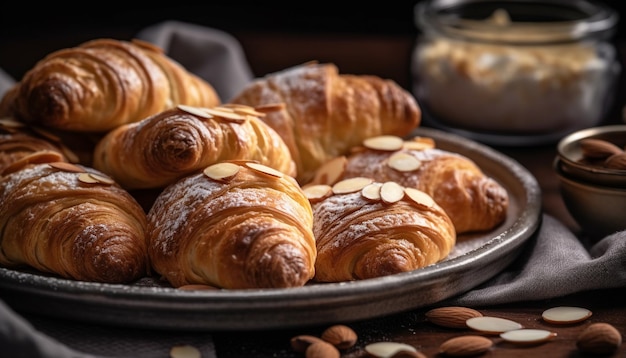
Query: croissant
303 177 455 282
0 38 220 132
0 161 149 283
92 104 297 191
229 62 422 184
308 135 509 234
147 161 316 289
0 118 70 175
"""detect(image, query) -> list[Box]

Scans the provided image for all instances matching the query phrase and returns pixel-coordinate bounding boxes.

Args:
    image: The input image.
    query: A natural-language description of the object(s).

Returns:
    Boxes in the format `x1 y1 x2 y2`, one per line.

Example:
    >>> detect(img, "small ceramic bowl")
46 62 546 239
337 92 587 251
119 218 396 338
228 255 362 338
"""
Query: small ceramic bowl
554 125 626 238
556 125 626 187
554 162 626 238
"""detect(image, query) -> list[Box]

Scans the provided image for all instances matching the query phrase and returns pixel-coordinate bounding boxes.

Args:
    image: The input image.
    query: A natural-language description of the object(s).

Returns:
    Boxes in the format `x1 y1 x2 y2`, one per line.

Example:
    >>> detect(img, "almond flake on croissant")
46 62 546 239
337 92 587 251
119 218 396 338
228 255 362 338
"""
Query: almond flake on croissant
92 104 297 190
147 161 316 289
229 62 422 184
303 178 456 282
1 38 220 132
309 135 509 233
0 162 149 283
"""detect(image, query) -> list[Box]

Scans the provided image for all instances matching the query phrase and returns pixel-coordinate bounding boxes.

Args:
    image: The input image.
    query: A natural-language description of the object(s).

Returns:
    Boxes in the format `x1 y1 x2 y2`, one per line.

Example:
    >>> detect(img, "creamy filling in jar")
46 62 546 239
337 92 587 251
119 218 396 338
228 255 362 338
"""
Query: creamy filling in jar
412 0 620 137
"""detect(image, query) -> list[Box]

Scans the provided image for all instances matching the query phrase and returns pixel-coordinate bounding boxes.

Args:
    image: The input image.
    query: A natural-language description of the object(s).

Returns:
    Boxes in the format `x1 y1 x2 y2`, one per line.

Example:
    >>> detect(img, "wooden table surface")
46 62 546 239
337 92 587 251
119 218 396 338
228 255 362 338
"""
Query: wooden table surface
1 16 625 357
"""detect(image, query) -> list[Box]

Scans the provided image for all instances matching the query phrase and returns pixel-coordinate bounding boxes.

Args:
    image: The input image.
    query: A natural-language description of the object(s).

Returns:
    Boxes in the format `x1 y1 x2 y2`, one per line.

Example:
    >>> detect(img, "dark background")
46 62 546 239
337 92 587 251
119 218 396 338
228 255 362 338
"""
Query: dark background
1 1 626 127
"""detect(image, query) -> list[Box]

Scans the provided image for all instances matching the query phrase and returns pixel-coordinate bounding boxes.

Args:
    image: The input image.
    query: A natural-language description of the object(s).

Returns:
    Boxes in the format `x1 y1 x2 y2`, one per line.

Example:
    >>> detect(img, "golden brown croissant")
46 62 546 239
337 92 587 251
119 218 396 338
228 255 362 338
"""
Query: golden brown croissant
302 177 455 282
92 104 297 191
308 135 509 234
0 161 149 283
147 161 316 289
229 62 422 184
0 38 220 132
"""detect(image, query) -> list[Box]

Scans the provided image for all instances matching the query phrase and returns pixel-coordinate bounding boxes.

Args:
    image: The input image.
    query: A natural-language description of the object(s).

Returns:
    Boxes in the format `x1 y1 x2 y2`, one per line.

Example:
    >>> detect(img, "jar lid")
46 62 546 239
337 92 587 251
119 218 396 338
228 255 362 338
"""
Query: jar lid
415 0 619 44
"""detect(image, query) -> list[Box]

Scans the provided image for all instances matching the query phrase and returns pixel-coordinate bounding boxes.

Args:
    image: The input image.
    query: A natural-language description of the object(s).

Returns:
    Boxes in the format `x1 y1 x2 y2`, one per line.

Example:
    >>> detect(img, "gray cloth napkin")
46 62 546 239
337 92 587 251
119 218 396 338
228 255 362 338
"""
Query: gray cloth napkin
2 20 626 358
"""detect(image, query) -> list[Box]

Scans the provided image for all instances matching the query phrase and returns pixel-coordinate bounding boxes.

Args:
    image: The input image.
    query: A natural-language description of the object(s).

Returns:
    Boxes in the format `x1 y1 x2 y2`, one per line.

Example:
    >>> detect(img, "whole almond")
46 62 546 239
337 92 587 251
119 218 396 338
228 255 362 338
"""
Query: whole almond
439 335 493 356
604 152 626 170
580 138 623 159
320 324 358 349
306 341 340 358
290 335 326 353
425 306 483 329
576 322 622 354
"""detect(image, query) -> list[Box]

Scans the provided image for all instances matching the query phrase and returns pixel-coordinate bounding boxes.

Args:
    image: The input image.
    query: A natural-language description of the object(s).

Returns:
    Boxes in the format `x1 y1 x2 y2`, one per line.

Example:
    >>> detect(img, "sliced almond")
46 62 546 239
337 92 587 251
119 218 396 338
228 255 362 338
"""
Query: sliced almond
225 104 266 118
245 162 283 178
500 329 557 345
542 306 592 324
303 184 333 202
77 173 114 185
363 135 404 151
388 152 422 172
361 182 383 201
364 342 419 358
203 162 241 182
425 306 483 329
253 102 286 113
310 156 346 185
403 136 436 151
404 188 435 208
177 104 212 119
466 316 523 334
306 341 340 358
169 344 201 358
0 117 25 129
2 151 65 176
332 177 373 195
205 107 246 123
49 161 85 173
380 181 405 204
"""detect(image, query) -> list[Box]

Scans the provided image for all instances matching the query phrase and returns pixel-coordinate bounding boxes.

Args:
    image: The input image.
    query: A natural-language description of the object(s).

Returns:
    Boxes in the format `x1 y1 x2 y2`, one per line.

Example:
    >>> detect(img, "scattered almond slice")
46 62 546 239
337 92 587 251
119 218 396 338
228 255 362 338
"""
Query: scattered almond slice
205 107 246 123
177 104 212 118
380 181 405 204
49 161 85 173
254 102 286 113
310 156 347 185
2 151 65 176
303 184 333 202
388 152 422 172
0 117 25 129
245 162 283 178
169 344 201 358
225 104 267 118
364 342 421 358
404 188 435 208
363 135 404 151
542 306 592 324
466 316 523 334
500 329 557 345
332 177 373 195
77 173 114 185
361 182 383 201
203 162 241 182
403 136 435 150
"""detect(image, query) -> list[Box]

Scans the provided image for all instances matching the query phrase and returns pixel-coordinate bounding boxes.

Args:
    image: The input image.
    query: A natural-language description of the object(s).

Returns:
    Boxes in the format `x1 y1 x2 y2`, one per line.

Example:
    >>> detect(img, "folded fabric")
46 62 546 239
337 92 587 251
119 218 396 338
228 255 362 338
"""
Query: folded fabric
135 20 254 103
446 214 626 306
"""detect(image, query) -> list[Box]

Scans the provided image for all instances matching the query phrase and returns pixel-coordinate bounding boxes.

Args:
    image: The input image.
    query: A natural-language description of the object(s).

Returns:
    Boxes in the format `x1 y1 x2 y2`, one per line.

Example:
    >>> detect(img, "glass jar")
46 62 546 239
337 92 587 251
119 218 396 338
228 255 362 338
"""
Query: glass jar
412 0 620 145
